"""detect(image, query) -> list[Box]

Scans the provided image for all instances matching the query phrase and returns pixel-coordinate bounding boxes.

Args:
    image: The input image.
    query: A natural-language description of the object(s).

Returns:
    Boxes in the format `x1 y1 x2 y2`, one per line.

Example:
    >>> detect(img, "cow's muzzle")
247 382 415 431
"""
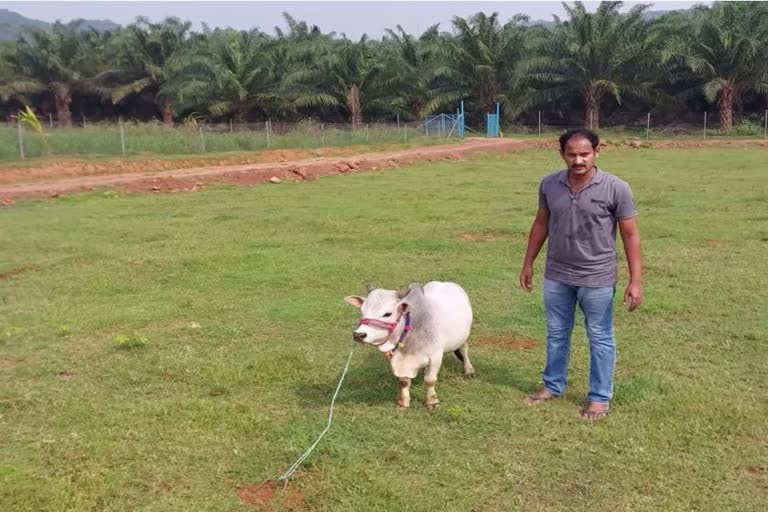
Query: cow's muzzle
352 331 367 342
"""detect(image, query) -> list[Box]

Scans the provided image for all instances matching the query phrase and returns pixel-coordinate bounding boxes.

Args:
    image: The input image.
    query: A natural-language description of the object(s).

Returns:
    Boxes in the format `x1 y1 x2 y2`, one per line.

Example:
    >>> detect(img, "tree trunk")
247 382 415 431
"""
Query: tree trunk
584 88 600 130
347 84 363 127
54 91 72 127
233 106 247 125
162 101 174 126
719 86 735 132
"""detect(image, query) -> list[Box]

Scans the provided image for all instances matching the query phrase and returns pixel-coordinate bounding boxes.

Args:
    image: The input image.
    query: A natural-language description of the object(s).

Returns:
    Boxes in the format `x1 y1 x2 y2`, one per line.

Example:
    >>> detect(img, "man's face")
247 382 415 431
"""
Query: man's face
560 136 599 176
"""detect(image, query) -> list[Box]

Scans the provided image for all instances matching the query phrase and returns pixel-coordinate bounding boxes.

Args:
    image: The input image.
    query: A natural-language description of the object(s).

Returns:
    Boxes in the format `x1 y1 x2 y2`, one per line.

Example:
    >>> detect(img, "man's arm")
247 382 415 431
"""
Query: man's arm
618 217 643 311
520 207 550 292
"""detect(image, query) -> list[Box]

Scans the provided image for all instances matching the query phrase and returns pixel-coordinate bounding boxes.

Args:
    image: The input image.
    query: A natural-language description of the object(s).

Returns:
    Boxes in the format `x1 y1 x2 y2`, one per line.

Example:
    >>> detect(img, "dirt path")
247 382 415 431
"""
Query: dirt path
1 137 765 203
0 138 549 200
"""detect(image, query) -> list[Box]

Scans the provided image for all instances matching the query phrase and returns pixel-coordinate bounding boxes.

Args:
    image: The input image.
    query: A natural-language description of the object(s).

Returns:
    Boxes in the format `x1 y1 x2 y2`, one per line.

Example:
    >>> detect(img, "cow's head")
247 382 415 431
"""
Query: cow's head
344 283 416 351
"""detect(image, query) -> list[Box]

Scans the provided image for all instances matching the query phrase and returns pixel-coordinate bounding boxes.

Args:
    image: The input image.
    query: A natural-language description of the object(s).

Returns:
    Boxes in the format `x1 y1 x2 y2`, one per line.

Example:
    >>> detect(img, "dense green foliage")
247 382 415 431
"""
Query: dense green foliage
1 2 767 131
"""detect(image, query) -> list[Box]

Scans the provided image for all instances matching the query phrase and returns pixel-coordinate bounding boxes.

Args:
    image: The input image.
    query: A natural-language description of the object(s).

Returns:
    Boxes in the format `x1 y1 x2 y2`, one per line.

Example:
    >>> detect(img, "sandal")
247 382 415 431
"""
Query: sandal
523 391 558 405
580 406 610 421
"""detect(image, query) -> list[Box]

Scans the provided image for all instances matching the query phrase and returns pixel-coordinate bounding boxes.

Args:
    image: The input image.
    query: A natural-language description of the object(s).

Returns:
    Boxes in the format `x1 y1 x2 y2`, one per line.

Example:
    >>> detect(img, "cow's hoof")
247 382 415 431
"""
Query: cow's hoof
397 400 410 409
426 401 440 411
463 371 476 379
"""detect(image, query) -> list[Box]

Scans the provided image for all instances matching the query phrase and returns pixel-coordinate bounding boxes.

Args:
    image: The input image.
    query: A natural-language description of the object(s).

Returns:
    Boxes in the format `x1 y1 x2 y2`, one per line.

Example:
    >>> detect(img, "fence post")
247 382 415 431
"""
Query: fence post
365 124 369 143
538 110 541 137
82 114 86 128
703 112 707 139
199 126 206 152
17 120 25 160
404 123 408 142
49 113 53 128
321 124 325 147
230 119 233 133
646 112 650 140
119 117 126 156
397 114 400 129
266 121 271 148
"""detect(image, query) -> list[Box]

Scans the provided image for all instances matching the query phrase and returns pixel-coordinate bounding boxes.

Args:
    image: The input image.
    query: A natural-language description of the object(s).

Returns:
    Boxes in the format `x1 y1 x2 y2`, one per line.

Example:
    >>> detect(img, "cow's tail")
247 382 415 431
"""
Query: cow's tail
454 349 464 362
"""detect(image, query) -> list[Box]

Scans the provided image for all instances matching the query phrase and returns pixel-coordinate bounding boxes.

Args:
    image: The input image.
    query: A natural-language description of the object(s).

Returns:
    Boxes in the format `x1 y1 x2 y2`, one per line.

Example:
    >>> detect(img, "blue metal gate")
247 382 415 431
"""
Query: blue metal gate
487 102 500 137
424 101 465 139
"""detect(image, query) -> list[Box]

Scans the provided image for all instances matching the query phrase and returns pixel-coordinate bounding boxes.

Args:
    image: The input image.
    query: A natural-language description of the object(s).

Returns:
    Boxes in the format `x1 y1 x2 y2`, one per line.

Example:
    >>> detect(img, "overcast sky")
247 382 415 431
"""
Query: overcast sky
2 1 711 39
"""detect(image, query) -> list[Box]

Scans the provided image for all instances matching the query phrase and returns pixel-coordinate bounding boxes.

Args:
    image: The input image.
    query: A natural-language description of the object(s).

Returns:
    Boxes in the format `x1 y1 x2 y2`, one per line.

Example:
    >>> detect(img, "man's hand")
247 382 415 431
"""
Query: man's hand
624 281 643 311
520 265 534 292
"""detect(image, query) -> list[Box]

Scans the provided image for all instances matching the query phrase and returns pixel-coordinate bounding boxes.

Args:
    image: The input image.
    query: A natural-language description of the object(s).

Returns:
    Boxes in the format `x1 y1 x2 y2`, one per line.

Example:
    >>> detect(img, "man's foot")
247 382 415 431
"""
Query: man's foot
581 402 610 421
522 389 558 406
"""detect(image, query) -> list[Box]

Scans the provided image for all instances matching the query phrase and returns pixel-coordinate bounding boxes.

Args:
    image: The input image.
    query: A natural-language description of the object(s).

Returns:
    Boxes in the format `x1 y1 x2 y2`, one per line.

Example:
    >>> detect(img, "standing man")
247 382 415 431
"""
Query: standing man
519 128 643 421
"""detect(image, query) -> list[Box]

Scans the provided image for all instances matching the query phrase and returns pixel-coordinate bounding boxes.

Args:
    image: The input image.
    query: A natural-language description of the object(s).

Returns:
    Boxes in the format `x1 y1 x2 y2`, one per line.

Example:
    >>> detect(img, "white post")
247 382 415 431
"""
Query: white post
646 112 651 140
266 121 270 148
199 126 206 152
404 124 408 142
321 124 325 147
49 113 53 128
538 110 541 137
17 120 25 160
365 124 369 143
397 114 400 129
82 114 86 128
120 118 126 156
703 112 707 139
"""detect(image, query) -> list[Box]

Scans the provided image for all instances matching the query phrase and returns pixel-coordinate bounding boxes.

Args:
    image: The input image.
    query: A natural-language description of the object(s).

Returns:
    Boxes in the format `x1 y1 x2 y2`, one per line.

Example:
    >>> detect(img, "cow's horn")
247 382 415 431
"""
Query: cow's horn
365 282 376 293
396 286 410 299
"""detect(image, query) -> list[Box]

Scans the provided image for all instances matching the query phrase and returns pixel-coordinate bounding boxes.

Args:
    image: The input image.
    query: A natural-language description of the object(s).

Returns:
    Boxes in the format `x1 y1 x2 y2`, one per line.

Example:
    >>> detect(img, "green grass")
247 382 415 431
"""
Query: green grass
1 148 767 511
0 122 442 163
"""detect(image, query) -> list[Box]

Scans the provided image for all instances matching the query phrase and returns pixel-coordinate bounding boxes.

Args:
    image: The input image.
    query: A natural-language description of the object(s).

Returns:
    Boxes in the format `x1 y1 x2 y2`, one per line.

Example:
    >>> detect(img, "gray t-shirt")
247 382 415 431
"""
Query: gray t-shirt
538 168 636 287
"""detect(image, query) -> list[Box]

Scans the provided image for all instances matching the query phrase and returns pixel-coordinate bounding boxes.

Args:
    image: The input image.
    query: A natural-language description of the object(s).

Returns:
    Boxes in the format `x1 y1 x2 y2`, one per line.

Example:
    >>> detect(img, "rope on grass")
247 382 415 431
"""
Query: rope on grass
277 344 356 482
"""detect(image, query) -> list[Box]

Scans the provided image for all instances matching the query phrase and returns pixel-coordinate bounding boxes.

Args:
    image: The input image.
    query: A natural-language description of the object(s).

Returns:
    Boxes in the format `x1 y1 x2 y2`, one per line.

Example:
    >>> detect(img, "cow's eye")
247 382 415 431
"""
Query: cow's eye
383 312 393 318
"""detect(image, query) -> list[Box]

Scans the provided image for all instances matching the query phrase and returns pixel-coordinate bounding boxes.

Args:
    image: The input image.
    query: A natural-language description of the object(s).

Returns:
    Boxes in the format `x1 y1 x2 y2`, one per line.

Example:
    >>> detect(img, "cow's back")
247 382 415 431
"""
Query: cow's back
423 281 473 351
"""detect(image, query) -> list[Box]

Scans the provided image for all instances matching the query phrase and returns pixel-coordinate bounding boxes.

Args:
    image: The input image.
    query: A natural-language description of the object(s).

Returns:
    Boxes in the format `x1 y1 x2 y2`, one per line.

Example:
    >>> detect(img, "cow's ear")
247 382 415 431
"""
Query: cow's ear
398 302 410 314
344 295 365 308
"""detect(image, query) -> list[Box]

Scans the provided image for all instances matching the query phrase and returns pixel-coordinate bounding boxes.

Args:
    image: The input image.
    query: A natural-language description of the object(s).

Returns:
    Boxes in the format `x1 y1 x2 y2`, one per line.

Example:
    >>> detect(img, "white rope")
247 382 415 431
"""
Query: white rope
277 344 356 482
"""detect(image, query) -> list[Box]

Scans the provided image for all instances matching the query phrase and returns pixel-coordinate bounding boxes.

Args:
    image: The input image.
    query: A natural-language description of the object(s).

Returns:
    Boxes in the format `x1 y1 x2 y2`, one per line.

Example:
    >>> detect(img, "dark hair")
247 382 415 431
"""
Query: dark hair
559 128 600 152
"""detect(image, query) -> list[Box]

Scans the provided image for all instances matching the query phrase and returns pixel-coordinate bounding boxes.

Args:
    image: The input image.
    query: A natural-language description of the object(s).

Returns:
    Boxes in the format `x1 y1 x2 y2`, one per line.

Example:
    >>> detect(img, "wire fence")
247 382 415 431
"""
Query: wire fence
0 119 459 162
509 110 768 139
3 110 767 162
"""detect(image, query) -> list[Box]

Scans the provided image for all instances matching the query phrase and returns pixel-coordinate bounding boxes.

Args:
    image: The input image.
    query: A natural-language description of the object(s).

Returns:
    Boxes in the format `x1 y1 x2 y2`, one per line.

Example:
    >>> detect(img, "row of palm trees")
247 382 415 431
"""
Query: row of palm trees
1 1 767 131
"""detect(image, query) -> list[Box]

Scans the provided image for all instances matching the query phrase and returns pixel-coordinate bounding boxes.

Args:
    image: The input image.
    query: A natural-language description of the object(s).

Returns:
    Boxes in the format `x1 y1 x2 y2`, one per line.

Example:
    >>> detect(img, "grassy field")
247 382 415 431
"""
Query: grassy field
1 147 767 511
0 122 440 163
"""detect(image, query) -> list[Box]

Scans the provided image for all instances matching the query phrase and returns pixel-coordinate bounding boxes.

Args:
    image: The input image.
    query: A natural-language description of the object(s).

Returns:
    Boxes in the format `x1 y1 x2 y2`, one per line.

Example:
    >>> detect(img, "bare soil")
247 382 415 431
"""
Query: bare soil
1 137 765 202
0 138 548 200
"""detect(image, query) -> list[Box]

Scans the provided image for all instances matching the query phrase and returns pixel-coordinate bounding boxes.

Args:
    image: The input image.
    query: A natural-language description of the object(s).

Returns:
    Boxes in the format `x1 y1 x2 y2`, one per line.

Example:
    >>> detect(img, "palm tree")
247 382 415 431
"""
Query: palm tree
9 22 106 126
284 33 386 125
111 17 192 125
435 12 531 121
377 24 444 119
525 1 658 129
171 29 288 123
657 1 768 131
0 42 43 109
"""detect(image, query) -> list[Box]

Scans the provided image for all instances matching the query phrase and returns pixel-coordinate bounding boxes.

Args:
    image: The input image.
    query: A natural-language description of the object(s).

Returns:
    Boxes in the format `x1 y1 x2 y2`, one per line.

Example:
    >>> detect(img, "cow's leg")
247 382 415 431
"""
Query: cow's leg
458 342 475 378
424 353 444 410
397 377 411 409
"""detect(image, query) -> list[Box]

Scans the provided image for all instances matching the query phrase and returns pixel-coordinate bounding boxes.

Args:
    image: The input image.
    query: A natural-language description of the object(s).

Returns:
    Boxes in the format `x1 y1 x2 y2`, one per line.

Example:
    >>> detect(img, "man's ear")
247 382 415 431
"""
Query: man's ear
344 295 365 309
398 302 410 315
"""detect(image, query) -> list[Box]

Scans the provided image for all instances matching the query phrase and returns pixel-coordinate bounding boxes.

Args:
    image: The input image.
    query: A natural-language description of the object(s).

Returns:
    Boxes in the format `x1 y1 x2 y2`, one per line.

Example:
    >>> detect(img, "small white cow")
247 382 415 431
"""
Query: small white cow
344 281 474 409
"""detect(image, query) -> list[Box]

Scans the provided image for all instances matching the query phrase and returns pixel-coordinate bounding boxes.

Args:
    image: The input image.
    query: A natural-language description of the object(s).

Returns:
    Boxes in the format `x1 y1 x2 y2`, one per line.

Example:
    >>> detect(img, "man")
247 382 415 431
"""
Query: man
519 128 643 421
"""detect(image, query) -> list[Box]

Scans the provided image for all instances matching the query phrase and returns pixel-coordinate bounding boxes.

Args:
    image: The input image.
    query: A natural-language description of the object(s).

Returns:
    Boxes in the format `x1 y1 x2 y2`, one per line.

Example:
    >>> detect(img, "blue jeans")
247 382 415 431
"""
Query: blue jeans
542 279 616 403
